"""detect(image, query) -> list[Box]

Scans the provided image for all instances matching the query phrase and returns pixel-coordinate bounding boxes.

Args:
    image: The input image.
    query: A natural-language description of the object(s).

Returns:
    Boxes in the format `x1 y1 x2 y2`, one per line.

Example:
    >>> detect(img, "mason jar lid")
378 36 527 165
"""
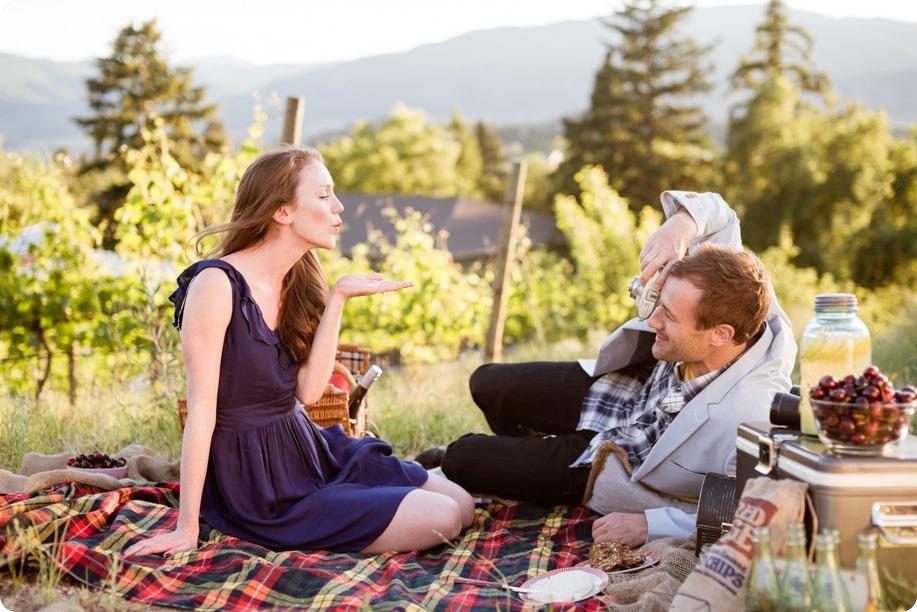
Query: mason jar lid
814 293 858 311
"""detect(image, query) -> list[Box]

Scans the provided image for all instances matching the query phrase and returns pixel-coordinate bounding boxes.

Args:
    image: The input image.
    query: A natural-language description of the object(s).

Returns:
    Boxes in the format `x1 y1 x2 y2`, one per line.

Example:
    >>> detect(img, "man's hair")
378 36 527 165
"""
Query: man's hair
667 243 770 344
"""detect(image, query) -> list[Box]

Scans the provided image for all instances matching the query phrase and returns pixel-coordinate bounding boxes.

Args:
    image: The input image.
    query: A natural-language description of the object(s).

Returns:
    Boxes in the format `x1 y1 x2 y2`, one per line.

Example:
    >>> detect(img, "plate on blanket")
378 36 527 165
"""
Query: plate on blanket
518 567 609 604
576 551 661 575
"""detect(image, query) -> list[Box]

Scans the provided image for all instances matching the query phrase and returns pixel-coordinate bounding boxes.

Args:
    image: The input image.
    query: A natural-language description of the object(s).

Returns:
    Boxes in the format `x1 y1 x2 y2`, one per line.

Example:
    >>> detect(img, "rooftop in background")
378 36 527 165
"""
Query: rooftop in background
337 194 564 263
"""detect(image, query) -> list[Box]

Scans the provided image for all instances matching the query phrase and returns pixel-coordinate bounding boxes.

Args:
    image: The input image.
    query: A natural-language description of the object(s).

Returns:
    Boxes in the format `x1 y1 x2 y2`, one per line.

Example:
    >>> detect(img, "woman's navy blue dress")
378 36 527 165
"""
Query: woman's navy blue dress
170 259 428 552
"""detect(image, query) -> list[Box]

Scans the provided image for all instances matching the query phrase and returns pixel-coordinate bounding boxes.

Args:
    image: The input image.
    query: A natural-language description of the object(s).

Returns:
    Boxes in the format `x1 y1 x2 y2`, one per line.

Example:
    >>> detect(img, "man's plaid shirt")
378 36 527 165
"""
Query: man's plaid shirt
570 358 732 469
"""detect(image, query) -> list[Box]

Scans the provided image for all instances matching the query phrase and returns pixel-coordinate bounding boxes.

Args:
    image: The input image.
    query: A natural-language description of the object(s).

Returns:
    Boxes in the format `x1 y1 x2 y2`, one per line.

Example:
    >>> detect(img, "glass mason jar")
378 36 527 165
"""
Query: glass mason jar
798 294 871 436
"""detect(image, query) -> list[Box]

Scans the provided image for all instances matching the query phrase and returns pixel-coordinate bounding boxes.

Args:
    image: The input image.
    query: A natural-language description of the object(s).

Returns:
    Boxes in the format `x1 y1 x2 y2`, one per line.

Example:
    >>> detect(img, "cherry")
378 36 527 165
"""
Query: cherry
838 418 856 436
810 385 827 400
859 421 879 438
863 365 880 380
819 375 840 390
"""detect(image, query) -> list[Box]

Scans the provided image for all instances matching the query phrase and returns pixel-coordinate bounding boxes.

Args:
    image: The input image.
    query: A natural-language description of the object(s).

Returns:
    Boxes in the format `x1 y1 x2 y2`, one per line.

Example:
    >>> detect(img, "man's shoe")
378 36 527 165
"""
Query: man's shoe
414 446 447 469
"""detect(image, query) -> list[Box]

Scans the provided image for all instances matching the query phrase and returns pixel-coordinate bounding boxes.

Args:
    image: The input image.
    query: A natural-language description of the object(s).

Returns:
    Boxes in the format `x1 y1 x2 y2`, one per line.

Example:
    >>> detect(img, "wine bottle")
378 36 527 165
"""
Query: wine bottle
348 365 382 420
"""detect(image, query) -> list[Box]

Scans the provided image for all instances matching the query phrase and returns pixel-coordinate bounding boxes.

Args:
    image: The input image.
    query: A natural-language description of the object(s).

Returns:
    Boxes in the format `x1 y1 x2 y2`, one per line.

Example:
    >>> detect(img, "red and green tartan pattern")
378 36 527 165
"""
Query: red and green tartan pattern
0 482 604 610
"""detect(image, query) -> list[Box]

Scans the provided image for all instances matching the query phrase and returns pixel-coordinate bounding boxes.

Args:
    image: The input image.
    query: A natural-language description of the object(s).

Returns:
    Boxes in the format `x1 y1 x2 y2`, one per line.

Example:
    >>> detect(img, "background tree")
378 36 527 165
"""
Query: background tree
74 19 227 227
729 0 830 100
723 0 912 288
320 104 482 197
555 0 717 211
474 121 508 203
723 0 831 251
0 154 118 401
447 110 485 199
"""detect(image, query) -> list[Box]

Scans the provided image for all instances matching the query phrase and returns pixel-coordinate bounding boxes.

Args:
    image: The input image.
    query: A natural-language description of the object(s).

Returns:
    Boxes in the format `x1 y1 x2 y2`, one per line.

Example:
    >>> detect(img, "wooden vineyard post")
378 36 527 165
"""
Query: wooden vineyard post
280 96 305 145
484 160 527 363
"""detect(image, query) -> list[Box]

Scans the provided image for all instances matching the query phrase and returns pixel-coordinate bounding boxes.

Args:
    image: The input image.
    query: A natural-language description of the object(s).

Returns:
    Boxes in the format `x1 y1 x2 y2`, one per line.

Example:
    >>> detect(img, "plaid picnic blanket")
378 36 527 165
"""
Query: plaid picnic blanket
0 482 608 610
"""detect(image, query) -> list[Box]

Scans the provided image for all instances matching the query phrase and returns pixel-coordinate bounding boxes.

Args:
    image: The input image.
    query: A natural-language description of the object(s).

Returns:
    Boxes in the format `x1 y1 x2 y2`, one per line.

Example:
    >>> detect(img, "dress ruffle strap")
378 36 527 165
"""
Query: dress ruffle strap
169 260 282 348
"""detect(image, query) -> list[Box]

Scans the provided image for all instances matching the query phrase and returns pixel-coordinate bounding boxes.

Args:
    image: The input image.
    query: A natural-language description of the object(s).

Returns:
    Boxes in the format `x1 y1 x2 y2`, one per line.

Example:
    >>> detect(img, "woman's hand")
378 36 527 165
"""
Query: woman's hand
638 208 698 288
123 526 199 558
330 273 413 300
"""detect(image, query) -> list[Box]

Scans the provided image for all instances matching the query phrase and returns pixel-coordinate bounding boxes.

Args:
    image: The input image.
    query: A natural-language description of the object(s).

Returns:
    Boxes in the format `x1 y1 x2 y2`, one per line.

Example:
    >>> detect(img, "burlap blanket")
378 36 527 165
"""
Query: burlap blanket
0 450 698 610
0 444 179 494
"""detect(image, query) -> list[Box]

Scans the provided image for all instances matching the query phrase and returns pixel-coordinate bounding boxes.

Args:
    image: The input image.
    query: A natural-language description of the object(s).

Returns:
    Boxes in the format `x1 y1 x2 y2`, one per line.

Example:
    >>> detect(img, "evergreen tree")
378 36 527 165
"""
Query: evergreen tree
75 20 227 223
556 0 716 210
723 0 831 253
474 121 508 203
447 110 485 199
724 0 913 288
730 0 829 100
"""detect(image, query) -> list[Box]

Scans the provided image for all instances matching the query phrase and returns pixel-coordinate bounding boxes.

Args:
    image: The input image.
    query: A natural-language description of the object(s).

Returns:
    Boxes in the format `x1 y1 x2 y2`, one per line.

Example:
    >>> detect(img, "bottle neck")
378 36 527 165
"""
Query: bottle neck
814 308 858 321
815 546 839 571
753 534 775 562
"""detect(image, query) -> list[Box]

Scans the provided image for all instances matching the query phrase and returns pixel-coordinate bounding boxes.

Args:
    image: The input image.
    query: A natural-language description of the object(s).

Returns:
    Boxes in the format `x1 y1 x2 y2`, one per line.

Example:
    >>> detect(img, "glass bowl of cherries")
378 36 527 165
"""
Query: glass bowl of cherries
67 451 128 478
809 366 916 456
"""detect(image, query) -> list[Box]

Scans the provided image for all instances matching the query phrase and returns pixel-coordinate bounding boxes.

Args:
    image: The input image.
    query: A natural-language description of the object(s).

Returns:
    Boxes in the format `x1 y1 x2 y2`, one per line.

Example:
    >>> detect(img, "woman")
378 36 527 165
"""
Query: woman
124 144 475 557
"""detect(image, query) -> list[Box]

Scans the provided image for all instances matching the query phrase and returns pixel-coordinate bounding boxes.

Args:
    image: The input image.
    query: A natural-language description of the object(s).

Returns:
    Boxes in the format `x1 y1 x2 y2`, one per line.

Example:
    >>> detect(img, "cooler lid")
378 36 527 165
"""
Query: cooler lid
737 420 917 489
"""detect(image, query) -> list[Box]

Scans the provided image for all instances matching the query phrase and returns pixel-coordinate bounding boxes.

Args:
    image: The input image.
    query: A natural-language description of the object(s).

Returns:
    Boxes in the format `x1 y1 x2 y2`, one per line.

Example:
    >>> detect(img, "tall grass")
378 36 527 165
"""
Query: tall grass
0 338 596 471
2 312 915 472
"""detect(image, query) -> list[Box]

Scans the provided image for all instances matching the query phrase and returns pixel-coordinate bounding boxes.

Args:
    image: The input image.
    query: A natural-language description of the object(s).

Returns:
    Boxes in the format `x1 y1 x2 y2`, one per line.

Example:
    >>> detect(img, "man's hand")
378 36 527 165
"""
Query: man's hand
639 208 698 288
592 512 649 548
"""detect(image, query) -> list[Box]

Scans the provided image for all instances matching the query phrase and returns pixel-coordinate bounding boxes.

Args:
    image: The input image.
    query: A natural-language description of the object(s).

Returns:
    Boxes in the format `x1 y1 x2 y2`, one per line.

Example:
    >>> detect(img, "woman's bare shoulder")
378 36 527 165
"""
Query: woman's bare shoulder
184 267 233 319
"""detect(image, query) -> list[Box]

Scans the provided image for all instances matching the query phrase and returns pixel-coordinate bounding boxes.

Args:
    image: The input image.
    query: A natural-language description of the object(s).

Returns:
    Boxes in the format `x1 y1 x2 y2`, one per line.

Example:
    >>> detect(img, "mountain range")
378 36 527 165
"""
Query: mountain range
2 4 916 155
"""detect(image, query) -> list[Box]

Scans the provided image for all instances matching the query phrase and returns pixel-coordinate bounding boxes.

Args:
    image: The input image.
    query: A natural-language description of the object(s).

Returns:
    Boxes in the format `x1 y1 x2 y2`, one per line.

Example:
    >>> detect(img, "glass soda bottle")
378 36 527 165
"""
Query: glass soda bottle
798 293 871 436
780 522 812 611
812 532 852 611
855 531 885 612
746 526 781 612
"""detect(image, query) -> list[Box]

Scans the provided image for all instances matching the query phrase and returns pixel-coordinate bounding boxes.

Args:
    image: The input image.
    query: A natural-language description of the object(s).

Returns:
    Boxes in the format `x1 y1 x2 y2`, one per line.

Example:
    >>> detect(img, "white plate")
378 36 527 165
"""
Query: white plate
518 567 609 604
577 551 661 575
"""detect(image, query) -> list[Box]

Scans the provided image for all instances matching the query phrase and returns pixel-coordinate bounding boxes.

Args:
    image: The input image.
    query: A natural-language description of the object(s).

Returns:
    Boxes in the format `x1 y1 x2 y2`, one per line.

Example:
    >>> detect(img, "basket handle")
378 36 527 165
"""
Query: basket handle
332 361 357 391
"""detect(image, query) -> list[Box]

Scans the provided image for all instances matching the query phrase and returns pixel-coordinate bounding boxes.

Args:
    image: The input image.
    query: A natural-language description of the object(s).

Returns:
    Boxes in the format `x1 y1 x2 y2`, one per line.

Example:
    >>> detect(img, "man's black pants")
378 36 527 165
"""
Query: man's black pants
441 361 598 505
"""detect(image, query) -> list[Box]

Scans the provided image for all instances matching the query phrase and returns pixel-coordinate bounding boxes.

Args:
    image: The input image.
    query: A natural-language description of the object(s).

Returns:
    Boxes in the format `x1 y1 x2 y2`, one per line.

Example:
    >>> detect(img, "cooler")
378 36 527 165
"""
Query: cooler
735 421 917 584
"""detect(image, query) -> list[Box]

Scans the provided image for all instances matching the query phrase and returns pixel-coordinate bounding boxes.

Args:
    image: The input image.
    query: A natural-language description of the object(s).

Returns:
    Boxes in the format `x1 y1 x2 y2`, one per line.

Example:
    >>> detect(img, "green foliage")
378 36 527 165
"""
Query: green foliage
552 166 661 337
556 0 717 209
324 206 492 363
730 0 829 96
724 75 820 251
724 1 914 290
74 19 227 228
474 122 508 203
0 154 119 398
320 105 473 197
75 19 226 175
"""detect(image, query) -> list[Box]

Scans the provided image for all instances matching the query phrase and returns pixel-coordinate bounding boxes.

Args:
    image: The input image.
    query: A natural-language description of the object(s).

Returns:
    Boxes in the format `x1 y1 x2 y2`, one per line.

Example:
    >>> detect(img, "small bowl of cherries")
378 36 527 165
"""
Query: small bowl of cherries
809 366 916 456
67 451 128 479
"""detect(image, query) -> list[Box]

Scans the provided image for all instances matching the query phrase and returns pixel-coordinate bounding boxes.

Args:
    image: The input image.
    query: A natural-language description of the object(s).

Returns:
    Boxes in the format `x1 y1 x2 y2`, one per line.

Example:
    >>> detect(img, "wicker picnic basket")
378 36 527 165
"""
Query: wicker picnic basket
177 342 374 438
306 343 373 437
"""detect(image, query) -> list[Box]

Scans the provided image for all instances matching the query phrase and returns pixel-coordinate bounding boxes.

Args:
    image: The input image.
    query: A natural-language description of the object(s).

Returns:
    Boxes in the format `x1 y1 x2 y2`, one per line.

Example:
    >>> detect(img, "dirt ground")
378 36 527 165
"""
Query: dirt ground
0 575 173 612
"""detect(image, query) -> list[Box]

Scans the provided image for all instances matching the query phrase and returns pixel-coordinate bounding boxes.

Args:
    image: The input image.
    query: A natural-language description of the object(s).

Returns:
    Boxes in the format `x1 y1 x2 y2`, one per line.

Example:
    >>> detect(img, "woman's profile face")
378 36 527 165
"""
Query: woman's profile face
286 161 344 250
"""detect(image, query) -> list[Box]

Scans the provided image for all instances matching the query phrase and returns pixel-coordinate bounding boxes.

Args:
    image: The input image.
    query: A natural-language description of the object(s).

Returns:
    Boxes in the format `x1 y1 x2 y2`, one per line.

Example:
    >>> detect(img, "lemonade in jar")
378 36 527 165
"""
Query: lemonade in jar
798 294 871 436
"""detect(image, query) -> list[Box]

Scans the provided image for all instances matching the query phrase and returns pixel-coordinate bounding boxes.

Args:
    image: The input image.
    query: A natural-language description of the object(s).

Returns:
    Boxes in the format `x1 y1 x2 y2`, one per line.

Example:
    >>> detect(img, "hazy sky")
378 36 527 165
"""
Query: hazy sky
1 0 914 66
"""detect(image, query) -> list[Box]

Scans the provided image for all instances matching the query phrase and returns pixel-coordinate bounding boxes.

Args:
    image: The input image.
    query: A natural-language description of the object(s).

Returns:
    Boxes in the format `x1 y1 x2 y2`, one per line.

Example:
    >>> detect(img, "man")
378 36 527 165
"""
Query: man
432 191 797 546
